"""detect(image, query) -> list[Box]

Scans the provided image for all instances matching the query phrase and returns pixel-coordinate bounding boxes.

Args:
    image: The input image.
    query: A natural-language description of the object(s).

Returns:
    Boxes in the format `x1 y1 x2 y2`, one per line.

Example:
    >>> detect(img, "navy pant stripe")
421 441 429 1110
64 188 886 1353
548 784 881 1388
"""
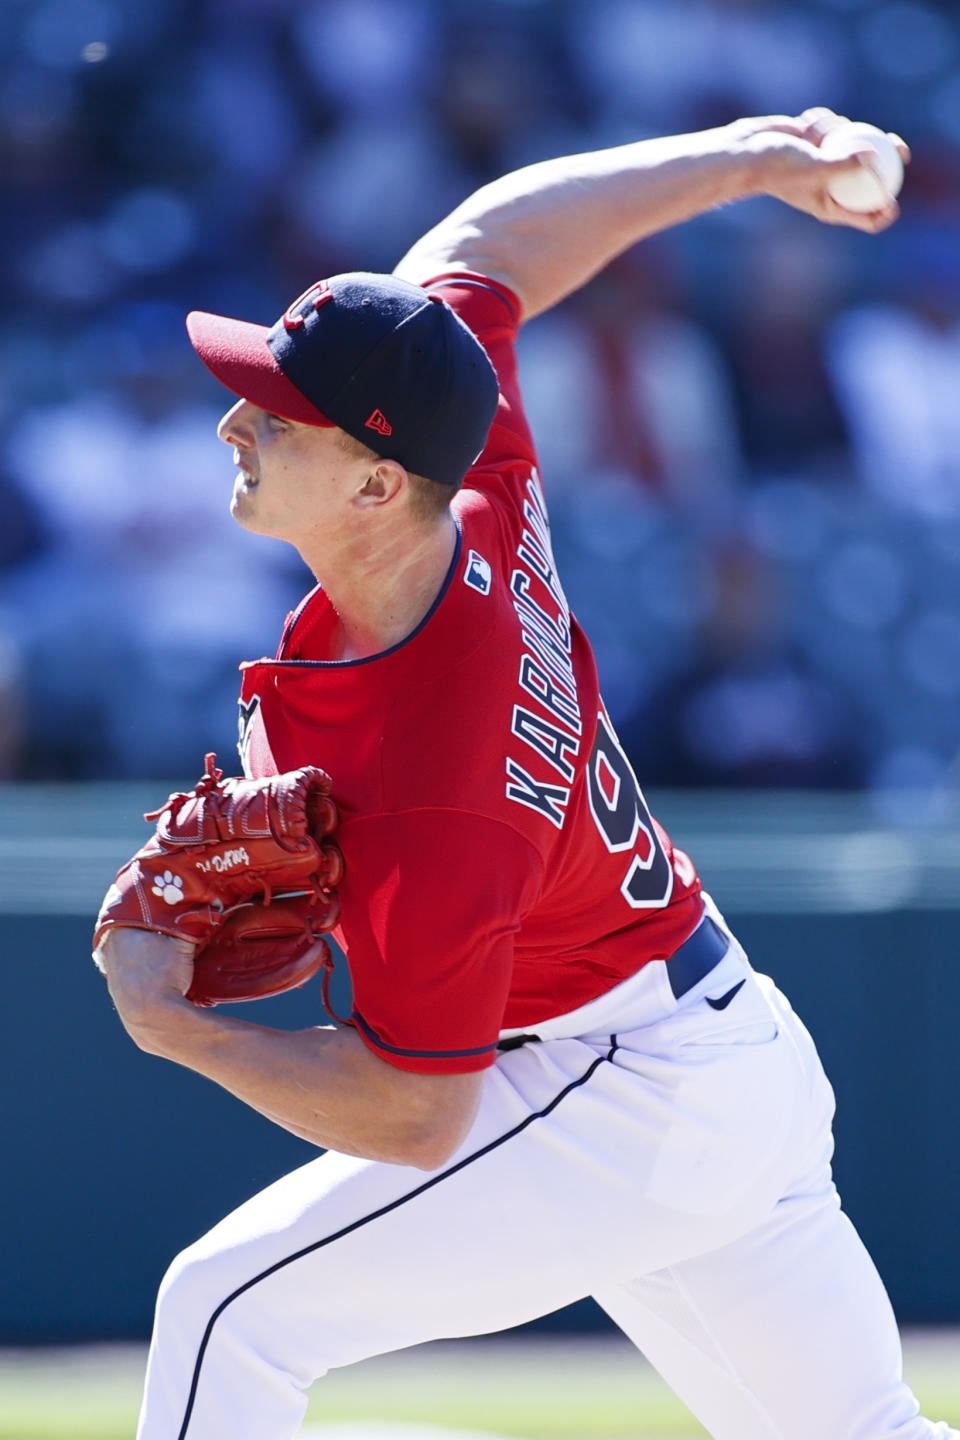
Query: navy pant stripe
176 1036 619 1439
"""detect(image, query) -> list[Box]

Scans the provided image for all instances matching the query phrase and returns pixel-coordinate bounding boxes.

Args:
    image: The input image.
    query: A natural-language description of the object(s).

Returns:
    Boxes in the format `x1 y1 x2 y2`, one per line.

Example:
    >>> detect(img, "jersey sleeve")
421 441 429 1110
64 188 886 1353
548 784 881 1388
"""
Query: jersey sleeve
421 270 538 475
336 808 544 1073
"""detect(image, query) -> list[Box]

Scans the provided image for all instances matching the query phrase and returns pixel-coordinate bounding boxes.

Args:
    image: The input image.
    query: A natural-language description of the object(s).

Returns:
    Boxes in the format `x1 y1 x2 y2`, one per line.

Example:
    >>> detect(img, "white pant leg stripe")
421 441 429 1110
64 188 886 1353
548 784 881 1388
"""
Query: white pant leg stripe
175 1036 619 1439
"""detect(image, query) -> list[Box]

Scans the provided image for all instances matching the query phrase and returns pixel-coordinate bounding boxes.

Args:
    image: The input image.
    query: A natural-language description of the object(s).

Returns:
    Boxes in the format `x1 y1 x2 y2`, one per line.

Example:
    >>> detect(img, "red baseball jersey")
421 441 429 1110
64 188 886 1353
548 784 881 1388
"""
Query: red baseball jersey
237 271 704 1073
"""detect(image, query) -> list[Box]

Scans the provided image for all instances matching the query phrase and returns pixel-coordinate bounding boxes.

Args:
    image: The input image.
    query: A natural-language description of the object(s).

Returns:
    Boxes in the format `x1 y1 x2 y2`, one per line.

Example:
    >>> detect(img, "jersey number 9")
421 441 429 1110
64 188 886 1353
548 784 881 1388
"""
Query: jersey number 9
586 710 673 910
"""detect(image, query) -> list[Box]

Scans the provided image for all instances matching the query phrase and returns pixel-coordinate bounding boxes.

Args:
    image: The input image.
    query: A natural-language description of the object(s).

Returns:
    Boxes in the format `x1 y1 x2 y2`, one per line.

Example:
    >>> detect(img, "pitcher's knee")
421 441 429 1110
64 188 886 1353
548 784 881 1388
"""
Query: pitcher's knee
153 1237 235 1344
154 1237 335 1390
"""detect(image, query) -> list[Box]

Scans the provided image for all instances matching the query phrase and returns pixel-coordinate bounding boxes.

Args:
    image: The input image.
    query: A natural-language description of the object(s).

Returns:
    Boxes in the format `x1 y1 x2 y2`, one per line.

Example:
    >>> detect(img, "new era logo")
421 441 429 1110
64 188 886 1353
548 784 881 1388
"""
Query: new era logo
365 409 393 437
464 550 492 596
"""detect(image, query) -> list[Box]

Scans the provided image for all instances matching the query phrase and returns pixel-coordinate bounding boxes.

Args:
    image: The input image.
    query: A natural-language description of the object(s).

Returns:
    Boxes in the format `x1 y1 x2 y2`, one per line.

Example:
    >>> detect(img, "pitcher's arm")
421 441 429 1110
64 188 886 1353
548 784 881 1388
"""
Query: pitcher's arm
395 109 906 320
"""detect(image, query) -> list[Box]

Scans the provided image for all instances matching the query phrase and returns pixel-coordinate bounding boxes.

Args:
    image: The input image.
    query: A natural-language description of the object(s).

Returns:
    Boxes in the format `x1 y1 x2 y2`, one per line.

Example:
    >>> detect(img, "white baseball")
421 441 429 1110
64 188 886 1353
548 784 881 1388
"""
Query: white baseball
821 122 904 213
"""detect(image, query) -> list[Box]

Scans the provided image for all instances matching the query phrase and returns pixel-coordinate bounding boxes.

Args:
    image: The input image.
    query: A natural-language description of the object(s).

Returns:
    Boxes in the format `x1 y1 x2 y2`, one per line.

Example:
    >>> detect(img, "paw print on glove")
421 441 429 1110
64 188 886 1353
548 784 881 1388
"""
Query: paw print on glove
152 871 185 906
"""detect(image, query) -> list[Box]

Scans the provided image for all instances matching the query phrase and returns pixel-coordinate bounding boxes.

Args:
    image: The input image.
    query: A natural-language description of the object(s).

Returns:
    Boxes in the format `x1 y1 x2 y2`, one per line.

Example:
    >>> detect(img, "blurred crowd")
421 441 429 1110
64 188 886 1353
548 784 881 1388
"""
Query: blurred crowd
0 0 958 810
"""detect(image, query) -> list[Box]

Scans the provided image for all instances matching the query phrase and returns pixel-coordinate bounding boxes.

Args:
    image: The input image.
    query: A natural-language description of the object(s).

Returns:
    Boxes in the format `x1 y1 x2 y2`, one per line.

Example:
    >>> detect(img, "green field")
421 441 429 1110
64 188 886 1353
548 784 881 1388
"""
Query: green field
0 1332 958 1440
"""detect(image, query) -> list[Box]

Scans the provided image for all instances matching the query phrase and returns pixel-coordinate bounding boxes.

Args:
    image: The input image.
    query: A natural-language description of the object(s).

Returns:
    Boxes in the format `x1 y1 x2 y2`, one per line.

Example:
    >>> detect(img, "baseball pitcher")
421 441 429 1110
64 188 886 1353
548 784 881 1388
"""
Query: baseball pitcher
95 108 958 1439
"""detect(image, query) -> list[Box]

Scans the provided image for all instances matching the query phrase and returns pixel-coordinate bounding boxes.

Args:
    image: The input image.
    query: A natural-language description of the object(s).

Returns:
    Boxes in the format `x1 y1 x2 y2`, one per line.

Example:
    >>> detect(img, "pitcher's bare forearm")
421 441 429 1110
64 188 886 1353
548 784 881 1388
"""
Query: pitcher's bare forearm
97 927 483 1171
395 111 904 320
397 130 752 317
148 1010 484 1170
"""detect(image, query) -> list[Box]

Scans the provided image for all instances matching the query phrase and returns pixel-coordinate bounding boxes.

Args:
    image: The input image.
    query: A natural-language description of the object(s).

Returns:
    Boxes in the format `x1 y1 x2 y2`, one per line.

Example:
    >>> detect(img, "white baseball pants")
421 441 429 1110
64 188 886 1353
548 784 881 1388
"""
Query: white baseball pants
137 908 958 1440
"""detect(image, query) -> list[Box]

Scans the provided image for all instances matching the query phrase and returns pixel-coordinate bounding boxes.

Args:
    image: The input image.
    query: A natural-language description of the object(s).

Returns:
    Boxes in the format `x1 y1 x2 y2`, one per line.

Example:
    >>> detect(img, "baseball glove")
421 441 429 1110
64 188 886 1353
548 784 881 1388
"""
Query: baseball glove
93 754 343 1006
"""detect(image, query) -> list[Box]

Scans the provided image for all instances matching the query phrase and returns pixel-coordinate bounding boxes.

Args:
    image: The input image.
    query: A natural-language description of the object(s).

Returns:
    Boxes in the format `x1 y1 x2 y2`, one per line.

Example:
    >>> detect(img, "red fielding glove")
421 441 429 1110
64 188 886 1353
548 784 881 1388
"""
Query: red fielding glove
94 754 343 1005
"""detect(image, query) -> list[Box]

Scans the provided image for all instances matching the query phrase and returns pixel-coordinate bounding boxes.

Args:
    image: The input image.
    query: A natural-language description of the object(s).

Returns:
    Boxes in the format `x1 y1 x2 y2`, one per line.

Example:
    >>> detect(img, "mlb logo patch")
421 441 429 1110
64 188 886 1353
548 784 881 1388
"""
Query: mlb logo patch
463 549 492 596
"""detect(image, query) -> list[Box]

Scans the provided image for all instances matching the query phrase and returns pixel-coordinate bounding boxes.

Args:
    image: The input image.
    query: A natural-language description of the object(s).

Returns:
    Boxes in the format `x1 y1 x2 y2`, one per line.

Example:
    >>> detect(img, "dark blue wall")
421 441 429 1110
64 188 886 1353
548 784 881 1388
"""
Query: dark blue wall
3 909 959 1341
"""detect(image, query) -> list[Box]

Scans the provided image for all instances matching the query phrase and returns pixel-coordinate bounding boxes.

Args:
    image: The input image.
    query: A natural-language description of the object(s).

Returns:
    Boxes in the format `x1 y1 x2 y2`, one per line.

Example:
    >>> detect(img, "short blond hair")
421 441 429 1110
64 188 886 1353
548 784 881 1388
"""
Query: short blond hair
333 429 453 521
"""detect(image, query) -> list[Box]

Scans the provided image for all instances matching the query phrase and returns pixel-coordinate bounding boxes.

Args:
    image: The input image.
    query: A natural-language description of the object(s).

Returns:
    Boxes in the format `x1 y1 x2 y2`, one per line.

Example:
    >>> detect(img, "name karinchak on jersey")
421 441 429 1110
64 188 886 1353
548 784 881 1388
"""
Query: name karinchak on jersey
505 471 583 830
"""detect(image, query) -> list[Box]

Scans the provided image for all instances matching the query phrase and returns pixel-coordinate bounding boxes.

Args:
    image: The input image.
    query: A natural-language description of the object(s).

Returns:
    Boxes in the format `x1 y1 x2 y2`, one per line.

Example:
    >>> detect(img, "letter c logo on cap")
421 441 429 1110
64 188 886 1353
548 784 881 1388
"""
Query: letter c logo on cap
283 281 333 331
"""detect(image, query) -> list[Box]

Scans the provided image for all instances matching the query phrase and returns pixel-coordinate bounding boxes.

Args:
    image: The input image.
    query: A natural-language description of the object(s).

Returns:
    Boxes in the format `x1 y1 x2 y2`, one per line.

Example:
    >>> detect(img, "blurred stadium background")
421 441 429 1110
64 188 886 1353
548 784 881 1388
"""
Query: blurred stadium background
1 0 960 790
0 0 958 1430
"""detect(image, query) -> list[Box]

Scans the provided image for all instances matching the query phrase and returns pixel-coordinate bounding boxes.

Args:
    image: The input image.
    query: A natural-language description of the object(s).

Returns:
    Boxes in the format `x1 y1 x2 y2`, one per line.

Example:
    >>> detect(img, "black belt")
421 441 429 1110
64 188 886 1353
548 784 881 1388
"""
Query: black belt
497 916 729 1052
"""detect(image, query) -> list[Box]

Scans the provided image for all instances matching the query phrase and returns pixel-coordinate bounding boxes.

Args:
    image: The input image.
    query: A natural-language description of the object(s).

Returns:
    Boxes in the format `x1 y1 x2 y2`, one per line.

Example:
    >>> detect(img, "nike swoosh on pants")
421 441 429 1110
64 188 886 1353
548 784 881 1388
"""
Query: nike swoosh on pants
704 979 746 1011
